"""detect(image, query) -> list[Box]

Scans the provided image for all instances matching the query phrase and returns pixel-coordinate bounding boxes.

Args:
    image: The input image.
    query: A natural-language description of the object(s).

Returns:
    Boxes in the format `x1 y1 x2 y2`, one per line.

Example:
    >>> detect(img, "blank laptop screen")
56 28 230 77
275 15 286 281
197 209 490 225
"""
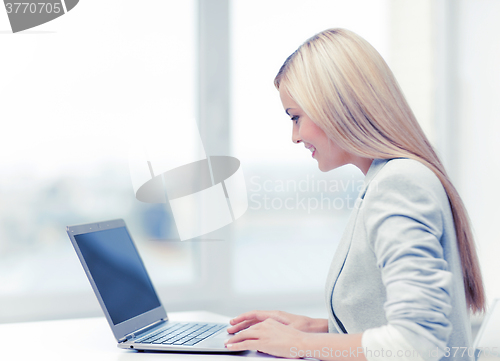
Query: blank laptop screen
74 227 161 325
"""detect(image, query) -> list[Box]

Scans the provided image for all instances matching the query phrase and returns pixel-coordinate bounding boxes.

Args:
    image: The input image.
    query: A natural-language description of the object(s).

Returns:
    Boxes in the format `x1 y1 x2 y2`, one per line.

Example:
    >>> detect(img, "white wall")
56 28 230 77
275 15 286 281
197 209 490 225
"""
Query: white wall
457 0 500 305
389 0 435 145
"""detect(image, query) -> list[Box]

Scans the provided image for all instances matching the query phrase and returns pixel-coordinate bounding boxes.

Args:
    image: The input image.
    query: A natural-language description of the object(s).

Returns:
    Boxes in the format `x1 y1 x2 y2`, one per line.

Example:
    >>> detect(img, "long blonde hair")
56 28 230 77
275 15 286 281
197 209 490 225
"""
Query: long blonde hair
275 28 485 313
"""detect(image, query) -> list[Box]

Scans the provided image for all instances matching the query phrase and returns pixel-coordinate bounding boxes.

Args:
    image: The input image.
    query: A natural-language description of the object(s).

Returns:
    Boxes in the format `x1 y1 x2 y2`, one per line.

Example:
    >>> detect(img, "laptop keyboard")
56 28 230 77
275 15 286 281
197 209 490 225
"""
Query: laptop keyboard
134 322 227 346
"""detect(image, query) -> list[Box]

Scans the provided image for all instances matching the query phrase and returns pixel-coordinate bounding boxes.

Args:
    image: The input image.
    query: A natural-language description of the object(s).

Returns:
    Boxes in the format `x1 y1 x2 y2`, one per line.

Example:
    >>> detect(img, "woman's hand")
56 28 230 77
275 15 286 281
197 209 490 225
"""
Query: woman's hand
227 310 327 334
225 317 306 358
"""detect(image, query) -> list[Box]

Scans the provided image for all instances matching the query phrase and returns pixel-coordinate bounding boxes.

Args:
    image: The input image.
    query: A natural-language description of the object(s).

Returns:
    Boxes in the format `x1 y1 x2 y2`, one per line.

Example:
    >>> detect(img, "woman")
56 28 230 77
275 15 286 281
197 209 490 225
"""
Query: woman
224 29 485 361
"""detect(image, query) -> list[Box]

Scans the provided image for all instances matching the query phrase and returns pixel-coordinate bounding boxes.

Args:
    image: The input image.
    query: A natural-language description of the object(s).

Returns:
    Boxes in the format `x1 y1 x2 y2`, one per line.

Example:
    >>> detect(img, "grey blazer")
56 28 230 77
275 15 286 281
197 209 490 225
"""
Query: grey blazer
325 158 473 361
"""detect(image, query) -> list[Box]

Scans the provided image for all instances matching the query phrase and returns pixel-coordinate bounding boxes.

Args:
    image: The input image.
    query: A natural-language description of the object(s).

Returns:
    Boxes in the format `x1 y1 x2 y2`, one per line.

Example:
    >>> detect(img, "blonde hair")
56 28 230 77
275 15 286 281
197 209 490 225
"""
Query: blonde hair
275 28 485 313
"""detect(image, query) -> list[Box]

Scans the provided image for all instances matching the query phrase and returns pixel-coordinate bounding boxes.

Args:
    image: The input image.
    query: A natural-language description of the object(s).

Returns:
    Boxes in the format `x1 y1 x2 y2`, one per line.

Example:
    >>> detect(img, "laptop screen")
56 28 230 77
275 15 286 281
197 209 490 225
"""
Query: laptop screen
74 227 161 325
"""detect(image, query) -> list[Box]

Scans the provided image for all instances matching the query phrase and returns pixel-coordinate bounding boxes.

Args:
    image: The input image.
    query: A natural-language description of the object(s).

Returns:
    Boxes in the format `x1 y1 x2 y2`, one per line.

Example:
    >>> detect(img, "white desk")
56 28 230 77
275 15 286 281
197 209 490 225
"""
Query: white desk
0 311 279 361
7 308 499 361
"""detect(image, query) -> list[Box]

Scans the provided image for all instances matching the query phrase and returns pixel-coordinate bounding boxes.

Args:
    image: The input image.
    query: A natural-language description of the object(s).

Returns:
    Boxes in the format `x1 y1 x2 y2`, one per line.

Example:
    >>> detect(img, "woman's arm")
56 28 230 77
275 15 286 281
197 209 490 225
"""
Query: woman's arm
225 318 366 360
300 332 366 360
225 318 425 360
356 161 455 361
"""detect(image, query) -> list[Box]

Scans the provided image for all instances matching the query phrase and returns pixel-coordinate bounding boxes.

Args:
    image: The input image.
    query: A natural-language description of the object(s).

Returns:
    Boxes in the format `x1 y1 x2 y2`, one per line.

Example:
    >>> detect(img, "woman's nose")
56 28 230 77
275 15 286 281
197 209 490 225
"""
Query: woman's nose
292 127 301 144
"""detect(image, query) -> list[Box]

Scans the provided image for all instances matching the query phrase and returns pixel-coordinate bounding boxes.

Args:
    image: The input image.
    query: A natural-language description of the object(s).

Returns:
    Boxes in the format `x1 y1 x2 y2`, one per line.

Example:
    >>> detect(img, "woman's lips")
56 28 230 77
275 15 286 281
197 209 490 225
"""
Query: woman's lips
305 144 316 158
307 146 316 158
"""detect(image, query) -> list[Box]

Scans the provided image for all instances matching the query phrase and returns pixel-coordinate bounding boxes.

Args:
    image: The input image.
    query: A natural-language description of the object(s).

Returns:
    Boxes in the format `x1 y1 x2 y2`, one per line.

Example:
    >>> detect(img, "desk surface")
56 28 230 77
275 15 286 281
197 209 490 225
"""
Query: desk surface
0 311 278 361
5 308 500 361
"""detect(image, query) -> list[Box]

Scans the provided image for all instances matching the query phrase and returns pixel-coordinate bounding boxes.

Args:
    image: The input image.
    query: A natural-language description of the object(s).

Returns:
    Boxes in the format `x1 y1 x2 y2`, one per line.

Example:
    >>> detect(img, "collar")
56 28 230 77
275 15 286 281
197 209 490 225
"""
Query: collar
358 158 392 199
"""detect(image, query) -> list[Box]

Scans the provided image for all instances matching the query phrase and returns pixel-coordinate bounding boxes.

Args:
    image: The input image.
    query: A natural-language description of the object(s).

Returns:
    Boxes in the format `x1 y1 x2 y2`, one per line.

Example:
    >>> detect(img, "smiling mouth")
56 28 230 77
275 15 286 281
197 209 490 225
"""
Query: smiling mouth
307 146 316 157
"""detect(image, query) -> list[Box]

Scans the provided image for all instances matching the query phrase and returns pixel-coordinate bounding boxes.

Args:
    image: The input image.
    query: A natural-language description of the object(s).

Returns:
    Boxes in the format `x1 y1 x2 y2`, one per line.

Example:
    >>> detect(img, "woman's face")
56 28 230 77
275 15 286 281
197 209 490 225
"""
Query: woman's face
279 86 353 172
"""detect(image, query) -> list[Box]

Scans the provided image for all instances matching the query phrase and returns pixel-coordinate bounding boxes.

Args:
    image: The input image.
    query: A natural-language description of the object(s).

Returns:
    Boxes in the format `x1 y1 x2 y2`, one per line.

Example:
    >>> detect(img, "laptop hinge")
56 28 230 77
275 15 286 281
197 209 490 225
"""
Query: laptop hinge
119 318 168 343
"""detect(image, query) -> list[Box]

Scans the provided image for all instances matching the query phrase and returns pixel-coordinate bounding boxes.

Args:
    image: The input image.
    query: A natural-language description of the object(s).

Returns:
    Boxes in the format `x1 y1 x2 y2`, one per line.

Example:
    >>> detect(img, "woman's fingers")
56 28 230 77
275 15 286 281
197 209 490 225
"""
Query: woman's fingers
227 310 294 334
229 310 270 325
227 311 269 334
225 318 305 358
225 339 259 351
225 326 260 345
226 319 259 334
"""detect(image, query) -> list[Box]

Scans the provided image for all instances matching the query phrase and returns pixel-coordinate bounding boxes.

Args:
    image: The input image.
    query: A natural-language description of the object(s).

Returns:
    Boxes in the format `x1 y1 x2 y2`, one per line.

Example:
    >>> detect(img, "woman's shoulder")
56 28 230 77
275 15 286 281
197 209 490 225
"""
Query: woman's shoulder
362 158 451 245
365 158 448 205
374 158 443 190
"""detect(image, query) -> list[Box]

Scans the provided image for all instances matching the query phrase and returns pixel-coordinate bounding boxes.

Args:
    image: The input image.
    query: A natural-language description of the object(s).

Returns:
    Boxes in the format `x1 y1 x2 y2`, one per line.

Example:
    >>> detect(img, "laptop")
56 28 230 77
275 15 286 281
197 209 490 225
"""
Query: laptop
67 218 236 353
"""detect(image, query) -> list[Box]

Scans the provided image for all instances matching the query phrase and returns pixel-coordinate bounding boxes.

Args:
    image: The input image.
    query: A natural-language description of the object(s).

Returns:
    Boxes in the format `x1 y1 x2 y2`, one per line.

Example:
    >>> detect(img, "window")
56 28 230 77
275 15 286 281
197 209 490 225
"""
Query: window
0 0 199 322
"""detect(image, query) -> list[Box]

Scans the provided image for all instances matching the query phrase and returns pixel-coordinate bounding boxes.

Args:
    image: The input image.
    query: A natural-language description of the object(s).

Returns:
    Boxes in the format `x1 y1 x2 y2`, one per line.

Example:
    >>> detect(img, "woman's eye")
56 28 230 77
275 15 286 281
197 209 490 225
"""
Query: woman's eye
291 116 299 124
